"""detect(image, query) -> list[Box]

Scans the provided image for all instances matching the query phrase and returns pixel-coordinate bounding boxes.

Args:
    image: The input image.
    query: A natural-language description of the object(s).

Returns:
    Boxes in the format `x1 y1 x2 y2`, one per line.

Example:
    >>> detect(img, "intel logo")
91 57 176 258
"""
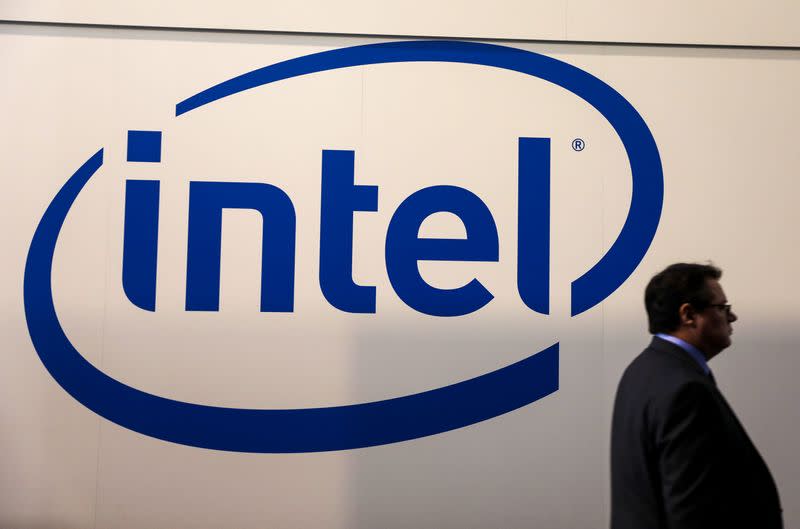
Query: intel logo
24 40 662 452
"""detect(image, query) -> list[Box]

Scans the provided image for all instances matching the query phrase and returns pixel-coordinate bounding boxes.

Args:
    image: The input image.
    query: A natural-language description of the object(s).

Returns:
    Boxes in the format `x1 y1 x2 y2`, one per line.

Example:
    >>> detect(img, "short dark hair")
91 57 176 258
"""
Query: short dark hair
645 263 722 334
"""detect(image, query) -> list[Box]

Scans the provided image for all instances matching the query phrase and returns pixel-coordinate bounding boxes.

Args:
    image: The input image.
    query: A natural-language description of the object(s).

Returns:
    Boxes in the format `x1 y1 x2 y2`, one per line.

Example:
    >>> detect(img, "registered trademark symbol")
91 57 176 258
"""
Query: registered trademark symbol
572 138 585 151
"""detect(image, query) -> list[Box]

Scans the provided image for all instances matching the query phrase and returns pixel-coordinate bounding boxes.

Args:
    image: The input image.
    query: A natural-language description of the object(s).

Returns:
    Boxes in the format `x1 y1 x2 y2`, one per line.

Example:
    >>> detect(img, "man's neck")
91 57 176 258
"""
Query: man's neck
665 331 714 361
656 333 711 374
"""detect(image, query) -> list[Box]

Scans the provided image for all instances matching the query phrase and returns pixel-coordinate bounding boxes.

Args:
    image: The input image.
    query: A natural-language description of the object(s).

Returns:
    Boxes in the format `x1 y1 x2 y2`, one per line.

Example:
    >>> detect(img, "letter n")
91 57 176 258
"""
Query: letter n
185 182 296 312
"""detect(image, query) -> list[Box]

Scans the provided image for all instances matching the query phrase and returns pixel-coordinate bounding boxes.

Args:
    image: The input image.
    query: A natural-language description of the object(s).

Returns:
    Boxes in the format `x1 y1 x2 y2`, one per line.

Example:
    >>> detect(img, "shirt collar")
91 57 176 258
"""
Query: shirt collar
655 333 710 375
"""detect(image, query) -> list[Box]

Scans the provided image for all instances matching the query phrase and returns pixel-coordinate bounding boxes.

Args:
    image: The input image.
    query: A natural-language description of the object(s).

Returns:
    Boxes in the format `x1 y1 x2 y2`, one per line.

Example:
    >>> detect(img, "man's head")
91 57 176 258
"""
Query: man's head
645 263 738 359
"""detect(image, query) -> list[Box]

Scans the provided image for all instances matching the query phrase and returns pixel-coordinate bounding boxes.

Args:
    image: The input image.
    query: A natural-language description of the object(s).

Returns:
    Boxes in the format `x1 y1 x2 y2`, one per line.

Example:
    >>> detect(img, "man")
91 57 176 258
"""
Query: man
610 263 782 529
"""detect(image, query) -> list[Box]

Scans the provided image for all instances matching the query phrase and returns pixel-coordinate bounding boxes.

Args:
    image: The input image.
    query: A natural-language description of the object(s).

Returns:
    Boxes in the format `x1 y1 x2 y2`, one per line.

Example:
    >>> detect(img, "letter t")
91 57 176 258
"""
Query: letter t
319 150 378 313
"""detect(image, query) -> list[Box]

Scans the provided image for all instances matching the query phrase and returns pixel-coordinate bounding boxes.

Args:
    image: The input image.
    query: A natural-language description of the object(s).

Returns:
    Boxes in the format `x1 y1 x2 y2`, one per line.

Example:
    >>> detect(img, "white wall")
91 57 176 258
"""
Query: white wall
1 7 798 529
2 0 800 46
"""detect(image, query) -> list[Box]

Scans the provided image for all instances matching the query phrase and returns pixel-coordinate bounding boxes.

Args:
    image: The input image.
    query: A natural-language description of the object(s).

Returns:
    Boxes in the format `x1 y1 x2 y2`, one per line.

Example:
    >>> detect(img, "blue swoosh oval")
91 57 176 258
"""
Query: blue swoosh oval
25 40 659 453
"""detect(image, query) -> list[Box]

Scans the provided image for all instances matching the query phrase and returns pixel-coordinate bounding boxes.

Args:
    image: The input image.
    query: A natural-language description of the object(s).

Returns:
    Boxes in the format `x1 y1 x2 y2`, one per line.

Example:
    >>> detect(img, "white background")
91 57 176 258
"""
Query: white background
1 9 799 529
2 0 800 46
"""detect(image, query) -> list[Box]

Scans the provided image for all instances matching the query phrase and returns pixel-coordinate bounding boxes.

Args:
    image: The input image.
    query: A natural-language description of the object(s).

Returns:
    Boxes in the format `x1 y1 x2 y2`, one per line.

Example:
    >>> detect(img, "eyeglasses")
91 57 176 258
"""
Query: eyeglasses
708 303 733 315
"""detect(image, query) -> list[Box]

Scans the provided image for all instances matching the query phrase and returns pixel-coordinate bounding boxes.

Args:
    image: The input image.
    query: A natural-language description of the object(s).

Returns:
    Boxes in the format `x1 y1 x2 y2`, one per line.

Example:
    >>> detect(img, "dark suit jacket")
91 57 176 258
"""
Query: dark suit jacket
610 336 782 529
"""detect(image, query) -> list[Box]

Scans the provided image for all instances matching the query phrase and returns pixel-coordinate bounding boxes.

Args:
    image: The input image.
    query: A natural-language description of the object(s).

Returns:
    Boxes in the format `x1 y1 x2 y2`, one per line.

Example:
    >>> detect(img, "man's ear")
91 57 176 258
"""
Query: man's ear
678 302 696 327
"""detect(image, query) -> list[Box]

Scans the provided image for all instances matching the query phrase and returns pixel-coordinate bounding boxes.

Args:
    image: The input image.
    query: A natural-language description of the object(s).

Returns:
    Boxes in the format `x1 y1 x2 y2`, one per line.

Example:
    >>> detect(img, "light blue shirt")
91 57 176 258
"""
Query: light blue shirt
656 333 710 375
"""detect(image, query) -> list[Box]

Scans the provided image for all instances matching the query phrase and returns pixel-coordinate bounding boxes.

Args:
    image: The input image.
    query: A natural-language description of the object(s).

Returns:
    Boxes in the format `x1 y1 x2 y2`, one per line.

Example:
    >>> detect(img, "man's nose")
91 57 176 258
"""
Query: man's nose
728 310 738 323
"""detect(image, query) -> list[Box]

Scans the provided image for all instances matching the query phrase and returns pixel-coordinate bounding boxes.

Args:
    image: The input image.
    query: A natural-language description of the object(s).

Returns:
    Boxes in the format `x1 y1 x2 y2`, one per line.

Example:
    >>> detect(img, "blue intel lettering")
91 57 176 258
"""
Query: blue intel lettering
122 131 550 317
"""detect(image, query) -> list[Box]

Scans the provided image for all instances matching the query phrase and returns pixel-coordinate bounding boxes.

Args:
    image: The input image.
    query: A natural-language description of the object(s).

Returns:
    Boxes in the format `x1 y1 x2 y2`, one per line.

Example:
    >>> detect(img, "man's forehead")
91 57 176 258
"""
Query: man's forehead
705 278 727 301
